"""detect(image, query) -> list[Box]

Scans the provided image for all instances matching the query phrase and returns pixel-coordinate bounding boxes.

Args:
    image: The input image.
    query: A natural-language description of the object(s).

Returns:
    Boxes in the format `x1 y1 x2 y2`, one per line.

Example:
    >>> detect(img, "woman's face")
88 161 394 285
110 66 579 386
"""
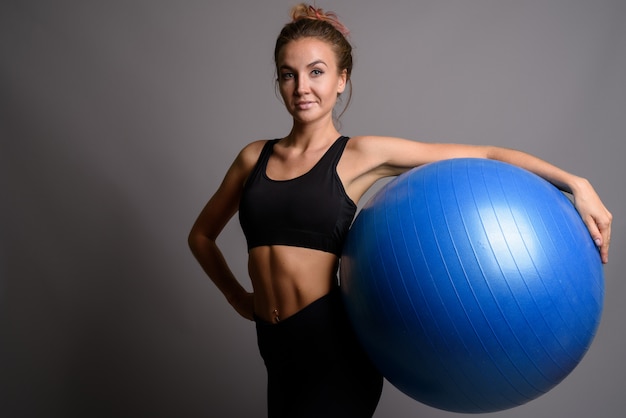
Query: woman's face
276 37 347 125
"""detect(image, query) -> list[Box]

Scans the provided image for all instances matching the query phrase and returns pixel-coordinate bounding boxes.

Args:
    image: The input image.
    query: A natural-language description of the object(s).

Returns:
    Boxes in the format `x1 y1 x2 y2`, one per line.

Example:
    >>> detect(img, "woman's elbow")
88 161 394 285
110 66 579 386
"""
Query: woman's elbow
187 227 206 254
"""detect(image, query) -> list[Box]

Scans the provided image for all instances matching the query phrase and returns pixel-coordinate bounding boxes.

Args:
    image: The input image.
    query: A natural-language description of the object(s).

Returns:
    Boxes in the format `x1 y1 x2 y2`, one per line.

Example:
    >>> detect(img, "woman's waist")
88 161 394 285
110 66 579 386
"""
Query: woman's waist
252 278 340 324
248 245 339 323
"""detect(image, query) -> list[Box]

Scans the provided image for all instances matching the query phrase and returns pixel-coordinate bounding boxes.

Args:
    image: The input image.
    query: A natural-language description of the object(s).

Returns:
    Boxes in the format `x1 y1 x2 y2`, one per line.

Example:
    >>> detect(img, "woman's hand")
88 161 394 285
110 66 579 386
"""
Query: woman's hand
228 291 255 321
571 178 612 264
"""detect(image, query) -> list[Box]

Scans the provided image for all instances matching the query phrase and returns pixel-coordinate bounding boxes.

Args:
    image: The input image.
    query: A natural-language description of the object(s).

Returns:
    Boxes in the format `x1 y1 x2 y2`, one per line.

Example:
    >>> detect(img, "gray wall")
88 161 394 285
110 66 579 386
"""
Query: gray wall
1 1 624 417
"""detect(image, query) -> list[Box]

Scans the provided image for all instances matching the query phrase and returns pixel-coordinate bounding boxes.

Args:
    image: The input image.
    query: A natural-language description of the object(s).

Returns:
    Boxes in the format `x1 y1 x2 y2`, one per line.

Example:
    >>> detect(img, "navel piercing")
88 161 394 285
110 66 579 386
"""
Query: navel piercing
272 309 280 323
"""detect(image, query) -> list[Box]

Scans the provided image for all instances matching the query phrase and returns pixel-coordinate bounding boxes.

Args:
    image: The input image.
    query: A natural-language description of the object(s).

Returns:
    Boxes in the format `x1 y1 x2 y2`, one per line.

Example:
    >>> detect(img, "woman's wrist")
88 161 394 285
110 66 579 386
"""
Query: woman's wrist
565 174 588 194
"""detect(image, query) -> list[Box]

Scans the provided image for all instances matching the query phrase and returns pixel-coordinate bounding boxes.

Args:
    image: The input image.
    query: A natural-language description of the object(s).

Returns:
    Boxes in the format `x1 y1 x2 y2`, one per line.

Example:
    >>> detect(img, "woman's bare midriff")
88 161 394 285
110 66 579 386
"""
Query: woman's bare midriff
248 245 339 323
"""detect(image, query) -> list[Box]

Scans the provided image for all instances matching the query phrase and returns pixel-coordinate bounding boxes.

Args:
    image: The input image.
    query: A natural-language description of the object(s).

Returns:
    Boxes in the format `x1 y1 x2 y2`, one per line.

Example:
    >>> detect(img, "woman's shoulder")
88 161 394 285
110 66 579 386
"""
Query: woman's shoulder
235 139 273 168
342 135 435 176
346 135 413 153
347 135 434 155
347 135 418 145
241 138 272 152
217 139 274 190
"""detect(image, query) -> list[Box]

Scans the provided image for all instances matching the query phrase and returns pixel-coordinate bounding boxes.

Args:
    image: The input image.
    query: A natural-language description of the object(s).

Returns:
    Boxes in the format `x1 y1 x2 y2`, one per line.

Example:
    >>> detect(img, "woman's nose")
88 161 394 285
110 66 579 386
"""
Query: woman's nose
295 76 309 95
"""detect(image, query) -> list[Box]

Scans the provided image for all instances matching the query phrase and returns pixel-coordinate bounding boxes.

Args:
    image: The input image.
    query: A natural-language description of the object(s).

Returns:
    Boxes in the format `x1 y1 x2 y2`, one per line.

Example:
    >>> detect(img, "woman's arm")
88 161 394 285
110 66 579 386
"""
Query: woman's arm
188 141 265 320
485 146 612 264
349 136 612 263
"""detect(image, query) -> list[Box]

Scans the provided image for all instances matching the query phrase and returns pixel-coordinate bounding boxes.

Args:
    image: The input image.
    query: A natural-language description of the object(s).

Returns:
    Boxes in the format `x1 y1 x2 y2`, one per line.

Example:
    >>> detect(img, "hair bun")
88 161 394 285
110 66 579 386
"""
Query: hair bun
290 3 350 37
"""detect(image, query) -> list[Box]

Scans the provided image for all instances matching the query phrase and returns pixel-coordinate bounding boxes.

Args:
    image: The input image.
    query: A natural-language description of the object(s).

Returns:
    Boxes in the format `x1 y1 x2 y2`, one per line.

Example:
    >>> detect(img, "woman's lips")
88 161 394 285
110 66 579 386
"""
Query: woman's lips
295 101 315 110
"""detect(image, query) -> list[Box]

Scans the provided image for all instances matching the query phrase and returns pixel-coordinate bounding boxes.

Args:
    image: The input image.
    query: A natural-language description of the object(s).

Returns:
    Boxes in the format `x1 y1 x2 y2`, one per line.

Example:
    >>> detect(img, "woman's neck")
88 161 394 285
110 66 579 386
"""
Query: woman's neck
286 120 341 149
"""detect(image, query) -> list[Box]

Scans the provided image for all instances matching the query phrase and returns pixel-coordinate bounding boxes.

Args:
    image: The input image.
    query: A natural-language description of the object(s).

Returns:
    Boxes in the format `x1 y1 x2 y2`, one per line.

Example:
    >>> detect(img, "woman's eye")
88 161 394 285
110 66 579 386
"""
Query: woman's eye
312 69 324 76
281 73 294 80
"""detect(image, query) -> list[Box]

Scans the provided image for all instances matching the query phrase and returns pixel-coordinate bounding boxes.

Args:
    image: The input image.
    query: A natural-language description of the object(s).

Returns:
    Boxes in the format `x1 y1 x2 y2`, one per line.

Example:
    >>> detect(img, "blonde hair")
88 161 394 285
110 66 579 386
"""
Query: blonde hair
274 3 354 119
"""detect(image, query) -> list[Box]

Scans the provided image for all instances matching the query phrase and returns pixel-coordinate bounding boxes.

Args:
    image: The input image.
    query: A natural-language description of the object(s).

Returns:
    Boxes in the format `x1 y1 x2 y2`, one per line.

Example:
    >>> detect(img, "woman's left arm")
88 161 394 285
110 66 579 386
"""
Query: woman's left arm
486 146 612 264
351 136 613 263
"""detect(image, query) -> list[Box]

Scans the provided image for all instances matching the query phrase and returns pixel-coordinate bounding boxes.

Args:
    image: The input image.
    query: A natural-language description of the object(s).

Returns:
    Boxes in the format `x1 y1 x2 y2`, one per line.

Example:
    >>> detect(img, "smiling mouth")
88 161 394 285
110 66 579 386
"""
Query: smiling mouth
295 101 315 110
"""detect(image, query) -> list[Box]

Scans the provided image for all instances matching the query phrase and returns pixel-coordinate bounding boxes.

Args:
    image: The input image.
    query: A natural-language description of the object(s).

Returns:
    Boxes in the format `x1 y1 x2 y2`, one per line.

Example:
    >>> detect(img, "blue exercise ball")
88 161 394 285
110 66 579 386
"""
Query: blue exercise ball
340 158 604 413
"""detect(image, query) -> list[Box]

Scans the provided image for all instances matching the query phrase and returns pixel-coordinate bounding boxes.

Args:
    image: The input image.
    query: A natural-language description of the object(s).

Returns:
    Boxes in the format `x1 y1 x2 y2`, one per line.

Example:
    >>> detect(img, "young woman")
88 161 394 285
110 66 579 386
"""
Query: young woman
188 4 612 417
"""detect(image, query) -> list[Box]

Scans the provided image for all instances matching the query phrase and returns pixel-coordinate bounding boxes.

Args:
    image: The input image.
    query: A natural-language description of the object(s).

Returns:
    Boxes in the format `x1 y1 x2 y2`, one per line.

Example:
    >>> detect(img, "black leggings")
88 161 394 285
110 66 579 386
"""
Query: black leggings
255 287 383 418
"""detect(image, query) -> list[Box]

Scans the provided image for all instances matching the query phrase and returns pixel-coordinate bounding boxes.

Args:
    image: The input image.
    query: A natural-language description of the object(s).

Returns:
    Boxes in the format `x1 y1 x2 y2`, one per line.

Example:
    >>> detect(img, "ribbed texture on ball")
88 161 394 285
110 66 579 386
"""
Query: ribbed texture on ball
340 158 604 413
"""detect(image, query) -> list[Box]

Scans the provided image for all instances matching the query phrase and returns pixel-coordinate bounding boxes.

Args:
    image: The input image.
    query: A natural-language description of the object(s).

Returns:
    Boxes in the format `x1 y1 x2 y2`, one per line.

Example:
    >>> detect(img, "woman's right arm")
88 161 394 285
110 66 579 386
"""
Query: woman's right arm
187 141 265 320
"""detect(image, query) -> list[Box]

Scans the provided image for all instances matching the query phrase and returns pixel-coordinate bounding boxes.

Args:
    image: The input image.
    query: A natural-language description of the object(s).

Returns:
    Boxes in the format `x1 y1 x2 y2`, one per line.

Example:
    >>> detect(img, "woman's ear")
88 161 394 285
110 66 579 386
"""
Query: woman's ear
338 69 348 94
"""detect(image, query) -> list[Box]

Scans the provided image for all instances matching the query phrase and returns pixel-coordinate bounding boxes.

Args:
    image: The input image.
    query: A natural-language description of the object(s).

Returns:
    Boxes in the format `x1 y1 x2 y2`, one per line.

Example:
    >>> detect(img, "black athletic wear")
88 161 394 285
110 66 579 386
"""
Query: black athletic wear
238 136 356 256
240 136 383 417
255 287 383 418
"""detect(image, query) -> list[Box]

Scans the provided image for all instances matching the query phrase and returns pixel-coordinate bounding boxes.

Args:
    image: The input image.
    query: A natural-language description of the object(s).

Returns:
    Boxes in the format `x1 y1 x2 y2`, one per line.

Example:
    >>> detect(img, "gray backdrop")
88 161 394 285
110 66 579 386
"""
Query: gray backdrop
1 0 624 417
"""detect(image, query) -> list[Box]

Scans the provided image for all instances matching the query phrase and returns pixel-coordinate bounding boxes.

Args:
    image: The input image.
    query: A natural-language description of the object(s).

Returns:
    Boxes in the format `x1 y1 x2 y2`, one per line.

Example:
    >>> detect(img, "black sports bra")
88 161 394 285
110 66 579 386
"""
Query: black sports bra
238 136 356 256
